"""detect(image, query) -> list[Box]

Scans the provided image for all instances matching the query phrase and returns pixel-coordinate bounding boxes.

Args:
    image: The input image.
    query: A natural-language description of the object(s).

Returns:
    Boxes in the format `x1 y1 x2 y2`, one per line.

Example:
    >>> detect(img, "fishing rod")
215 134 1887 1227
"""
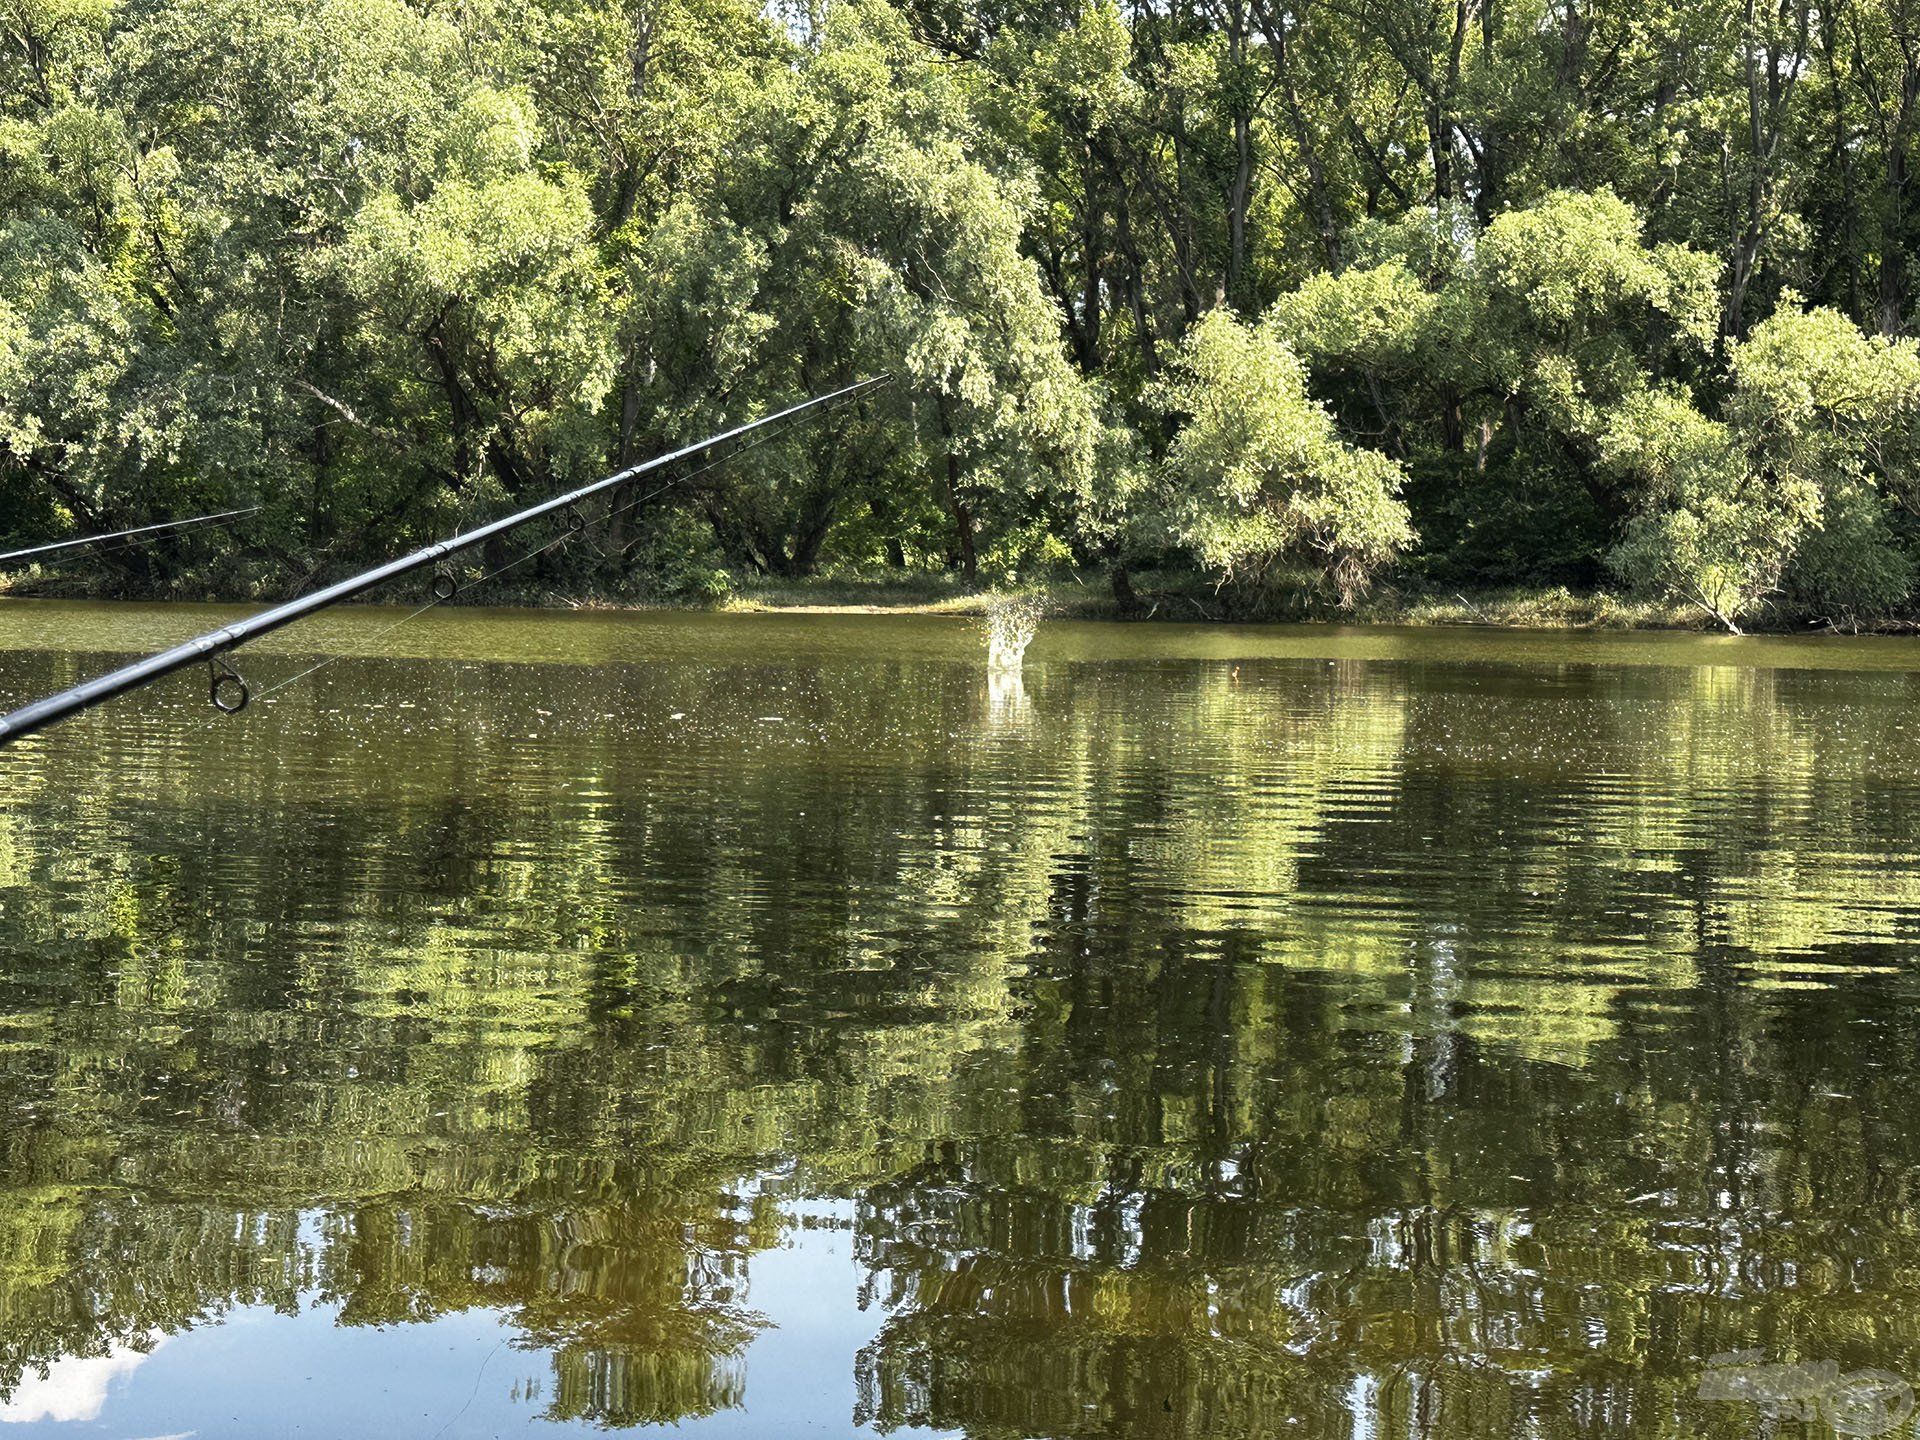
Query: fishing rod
0 506 262 566
0 375 890 747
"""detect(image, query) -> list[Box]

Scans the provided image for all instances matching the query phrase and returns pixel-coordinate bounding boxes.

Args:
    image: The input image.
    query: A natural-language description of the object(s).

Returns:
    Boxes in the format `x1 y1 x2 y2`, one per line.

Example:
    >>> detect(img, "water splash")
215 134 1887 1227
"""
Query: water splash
987 666 1030 725
983 594 1045 674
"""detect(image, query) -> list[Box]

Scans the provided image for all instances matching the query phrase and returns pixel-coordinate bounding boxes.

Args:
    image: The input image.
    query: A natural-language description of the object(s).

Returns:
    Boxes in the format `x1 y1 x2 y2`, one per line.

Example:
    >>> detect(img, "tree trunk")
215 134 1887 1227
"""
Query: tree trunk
936 401 977 586
870 496 906 567
944 452 977 586
1442 392 1465 453
1227 107 1253 304
1475 0 1499 221
1113 189 1159 373
1223 0 1254 305
1250 0 1343 271
1080 120 1104 364
1427 99 1454 203
1879 64 1919 334
1724 0 1811 338
607 342 646 554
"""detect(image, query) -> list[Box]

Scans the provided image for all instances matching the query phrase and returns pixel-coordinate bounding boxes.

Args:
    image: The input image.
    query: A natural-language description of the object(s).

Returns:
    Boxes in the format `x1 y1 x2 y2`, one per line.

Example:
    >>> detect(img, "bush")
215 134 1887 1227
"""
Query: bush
1781 480 1916 621
622 507 735 602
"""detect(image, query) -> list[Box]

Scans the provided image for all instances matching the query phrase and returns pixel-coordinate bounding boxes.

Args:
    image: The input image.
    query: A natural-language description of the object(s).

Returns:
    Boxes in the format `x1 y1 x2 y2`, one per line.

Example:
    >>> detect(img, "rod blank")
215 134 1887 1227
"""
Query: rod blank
0 376 888 747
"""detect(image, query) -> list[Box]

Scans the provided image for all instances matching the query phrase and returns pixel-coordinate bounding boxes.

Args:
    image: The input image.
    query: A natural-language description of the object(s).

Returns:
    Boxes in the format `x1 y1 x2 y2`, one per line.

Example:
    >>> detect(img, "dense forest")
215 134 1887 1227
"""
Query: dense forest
9 0 1920 626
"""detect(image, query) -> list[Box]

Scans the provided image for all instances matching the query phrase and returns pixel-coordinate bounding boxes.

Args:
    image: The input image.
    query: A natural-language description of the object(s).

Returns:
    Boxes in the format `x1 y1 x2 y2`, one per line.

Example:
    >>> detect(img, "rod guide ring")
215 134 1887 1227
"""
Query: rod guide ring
208 657 249 715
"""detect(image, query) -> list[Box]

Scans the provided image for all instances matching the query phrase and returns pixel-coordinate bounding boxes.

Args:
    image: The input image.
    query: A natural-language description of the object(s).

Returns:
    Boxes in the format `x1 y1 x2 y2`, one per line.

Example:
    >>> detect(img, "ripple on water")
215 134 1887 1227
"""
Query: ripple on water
4 611 1920 1437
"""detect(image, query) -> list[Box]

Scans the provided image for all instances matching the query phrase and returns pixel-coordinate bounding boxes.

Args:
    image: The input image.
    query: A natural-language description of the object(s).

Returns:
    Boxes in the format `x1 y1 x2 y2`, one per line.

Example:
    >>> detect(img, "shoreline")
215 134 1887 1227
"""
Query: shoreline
689 582 1893 635
5 575 1905 635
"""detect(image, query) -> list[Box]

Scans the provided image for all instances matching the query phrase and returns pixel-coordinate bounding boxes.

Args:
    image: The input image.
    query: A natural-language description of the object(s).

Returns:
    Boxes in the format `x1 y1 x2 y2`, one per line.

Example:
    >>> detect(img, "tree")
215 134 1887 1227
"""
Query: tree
1151 308 1413 604
337 88 618 515
1603 389 1798 631
614 0 1106 585
15 0 1920 621
1607 304 1920 629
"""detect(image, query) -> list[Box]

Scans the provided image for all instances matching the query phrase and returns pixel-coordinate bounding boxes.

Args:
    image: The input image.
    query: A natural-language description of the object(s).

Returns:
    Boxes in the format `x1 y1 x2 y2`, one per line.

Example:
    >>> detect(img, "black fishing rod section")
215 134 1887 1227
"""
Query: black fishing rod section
0 506 262 566
0 375 890 747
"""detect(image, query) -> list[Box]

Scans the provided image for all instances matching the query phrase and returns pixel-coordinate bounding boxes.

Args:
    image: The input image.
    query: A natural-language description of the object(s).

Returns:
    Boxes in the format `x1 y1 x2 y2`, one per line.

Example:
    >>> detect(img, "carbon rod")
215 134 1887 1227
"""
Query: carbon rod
0 376 889 747
0 506 262 565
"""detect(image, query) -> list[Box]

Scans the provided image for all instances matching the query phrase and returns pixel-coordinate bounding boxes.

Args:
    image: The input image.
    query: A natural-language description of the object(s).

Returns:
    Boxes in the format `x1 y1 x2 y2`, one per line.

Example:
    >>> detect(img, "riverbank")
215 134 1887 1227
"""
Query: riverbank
698 578 1667 625
703 576 1804 632
5 565 1893 633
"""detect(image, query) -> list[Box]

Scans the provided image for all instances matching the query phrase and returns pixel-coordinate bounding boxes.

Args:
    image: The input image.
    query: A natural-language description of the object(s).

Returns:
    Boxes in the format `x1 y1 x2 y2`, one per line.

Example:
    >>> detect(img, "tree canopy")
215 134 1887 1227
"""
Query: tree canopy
10 0 1920 624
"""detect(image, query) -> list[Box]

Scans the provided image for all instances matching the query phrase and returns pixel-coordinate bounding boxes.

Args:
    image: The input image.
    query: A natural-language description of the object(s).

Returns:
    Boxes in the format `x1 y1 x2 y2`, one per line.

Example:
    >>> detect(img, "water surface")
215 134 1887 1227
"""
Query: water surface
3 603 1920 1438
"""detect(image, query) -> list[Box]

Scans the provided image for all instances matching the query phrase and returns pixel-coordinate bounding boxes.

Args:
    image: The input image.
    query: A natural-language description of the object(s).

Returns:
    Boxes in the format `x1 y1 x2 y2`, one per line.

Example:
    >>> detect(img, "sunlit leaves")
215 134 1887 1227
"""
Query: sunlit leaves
1603 389 1796 628
1153 309 1413 602
1270 259 1436 374
1479 190 1720 349
1606 303 1920 626
1728 303 1920 454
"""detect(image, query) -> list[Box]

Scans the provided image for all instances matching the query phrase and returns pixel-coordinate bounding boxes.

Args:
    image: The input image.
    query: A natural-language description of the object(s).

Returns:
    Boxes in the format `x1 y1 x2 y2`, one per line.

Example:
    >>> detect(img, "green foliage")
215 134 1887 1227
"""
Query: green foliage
1727 303 1920 509
1265 193 1725 598
1475 190 1720 436
339 90 618 489
1783 479 1917 621
1603 389 1799 630
1153 310 1412 603
10 0 1920 620
1603 305 1920 627
1272 260 1438 376
621 507 735 601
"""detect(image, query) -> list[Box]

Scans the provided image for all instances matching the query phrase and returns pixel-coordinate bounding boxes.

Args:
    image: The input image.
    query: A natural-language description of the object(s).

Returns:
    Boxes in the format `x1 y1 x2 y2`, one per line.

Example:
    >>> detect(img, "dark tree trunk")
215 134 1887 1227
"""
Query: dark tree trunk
607 343 647 554
1080 121 1104 364
1427 100 1455 203
1222 0 1254 305
1113 186 1159 373
1249 0 1342 270
1879 65 1919 333
868 496 907 568
936 401 976 586
1724 0 1811 338
1475 0 1499 221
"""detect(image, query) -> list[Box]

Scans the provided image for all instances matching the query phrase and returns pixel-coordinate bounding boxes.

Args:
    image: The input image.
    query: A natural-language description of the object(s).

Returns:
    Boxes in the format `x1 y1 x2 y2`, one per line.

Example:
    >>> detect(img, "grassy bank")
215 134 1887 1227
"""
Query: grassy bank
7 561 1891 633
645 575 1799 631
722 576 1920 633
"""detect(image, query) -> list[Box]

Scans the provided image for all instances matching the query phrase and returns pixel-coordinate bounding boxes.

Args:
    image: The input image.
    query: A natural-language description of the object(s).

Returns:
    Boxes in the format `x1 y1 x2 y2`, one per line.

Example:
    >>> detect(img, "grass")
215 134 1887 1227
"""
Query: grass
1367 585 1692 629
716 572 1703 629
717 573 1861 633
3 560 1884 633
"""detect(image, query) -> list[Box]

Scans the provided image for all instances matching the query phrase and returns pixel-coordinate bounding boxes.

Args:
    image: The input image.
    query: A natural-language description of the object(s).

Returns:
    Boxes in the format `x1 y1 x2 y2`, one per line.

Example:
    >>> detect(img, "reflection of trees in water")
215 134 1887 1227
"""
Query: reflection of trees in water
0 1152 766 1423
849 963 1920 1437
2 648 1920 1433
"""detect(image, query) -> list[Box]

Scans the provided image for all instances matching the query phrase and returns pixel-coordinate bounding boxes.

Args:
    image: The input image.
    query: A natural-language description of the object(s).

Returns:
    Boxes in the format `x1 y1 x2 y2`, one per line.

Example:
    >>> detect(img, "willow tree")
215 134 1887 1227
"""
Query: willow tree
337 88 618 509
1150 309 1413 606
610 0 1107 584
1608 304 1920 629
1270 191 1720 586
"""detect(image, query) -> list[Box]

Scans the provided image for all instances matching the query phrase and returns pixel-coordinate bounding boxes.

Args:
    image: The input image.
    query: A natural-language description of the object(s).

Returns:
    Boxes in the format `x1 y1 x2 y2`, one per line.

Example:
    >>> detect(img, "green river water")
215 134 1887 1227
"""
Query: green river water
3 601 1920 1438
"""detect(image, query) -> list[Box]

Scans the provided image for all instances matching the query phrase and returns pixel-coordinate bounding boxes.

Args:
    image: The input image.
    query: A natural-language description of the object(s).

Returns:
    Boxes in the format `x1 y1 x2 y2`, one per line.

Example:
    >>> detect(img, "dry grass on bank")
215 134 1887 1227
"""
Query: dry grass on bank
5 562 1891 633
709 575 1708 628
